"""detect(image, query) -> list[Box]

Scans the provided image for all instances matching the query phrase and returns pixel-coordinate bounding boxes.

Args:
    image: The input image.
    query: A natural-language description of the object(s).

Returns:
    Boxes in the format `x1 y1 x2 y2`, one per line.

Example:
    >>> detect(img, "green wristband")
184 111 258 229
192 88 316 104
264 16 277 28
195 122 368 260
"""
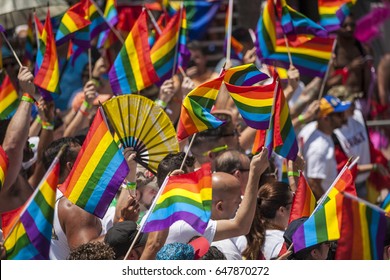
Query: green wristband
287 171 299 177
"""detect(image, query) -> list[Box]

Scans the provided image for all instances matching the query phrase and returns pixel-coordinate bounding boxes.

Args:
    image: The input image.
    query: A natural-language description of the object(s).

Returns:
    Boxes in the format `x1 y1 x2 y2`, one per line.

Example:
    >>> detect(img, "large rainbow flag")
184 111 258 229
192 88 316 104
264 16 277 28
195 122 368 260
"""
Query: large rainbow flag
0 145 8 190
150 9 181 83
142 162 212 234
4 158 60 259
318 0 357 32
289 172 316 223
176 75 225 141
59 108 129 218
0 74 19 120
335 194 387 259
109 10 158 94
265 72 298 161
257 0 335 77
34 9 60 94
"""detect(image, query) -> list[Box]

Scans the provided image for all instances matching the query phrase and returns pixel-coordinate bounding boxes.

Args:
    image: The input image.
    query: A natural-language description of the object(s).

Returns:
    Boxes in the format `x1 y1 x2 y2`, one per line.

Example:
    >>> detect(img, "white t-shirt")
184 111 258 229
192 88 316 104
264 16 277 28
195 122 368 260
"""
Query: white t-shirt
262 229 285 260
334 109 371 183
165 219 217 245
299 122 338 192
212 236 247 260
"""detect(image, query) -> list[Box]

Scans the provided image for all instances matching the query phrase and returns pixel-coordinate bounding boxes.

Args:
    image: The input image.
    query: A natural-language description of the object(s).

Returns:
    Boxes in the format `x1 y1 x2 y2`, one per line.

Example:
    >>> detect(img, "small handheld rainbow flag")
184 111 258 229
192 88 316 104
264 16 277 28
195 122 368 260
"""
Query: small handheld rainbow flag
4 155 60 259
176 75 225 141
34 9 60 94
60 108 129 218
335 194 387 260
24 15 35 66
0 74 19 120
97 0 118 49
318 0 357 32
109 10 158 94
381 192 390 214
177 8 190 71
289 172 316 223
142 162 212 234
0 145 8 190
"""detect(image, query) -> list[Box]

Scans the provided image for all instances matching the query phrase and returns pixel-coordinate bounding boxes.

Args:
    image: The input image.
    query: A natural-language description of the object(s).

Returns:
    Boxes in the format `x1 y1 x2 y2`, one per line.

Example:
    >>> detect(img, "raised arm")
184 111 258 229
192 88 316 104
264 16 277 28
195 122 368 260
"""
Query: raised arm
213 147 269 241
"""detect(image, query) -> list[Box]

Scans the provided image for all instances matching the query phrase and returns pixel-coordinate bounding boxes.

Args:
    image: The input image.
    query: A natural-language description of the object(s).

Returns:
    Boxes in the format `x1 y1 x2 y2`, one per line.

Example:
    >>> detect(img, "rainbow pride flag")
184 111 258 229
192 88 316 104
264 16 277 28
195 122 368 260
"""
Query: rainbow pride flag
97 0 118 49
224 64 269 86
224 69 274 130
142 162 212 234
24 15 35 66
4 158 59 259
318 0 357 32
176 75 225 141
34 9 60 94
0 74 19 120
34 14 44 75
59 108 129 218
257 0 335 77
335 194 387 259
292 197 340 253
0 145 8 190
289 172 316 223
55 0 91 45
265 72 298 161
150 9 181 83
109 10 158 94
252 129 266 155
177 8 190 71
381 192 390 213
86 0 109 40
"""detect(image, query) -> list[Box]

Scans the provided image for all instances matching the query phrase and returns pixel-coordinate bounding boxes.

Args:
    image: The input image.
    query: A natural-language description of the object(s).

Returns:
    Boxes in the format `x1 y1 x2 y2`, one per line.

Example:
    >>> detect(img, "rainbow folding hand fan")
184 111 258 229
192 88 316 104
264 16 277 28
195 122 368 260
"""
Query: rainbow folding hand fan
102 95 179 174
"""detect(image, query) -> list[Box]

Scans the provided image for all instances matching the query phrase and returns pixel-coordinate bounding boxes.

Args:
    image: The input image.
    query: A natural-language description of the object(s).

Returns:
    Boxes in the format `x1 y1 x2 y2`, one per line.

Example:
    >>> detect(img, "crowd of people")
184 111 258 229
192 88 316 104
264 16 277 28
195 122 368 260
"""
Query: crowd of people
0 2 390 261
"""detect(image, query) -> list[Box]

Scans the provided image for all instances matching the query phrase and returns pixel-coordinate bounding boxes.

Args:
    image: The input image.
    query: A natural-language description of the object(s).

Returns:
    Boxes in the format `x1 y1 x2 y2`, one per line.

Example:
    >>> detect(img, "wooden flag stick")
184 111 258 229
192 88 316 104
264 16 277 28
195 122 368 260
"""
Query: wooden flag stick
283 34 294 67
318 38 338 100
0 31 23 68
180 133 196 171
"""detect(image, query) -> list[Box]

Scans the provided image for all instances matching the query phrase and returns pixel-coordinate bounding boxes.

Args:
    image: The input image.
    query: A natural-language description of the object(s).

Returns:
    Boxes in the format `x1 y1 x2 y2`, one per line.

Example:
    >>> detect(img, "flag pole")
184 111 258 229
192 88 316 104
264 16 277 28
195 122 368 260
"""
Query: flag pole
318 38 337 100
124 175 170 260
3 144 67 243
180 133 196 171
264 77 279 158
226 0 234 65
170 3 184 78
90 0 124 44
283 34 294 67
0 30 23 68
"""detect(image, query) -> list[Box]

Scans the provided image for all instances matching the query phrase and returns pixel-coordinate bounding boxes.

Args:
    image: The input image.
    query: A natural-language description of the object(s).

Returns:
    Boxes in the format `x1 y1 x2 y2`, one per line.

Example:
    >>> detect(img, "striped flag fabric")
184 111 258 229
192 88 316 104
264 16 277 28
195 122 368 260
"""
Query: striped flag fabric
252 129 266 155
33 9 60 94
0 145 8 190
265 71 298 161
257 0 335 77
86 0 109 40
177 8 191 71
224 63 269 87
97 0 118 49
4 159 60 260
150 9 181 83
289 172 316 223
34 14 44 75
59 108 129 218
318 0 357 32
148 12 168 48
381 192 390 213
24 15 35 66
55 0 91 45
0 74 19 120
335 194 387 259
142 162 212 234
176 75 225 141
292 197 340 253
108 10 158 94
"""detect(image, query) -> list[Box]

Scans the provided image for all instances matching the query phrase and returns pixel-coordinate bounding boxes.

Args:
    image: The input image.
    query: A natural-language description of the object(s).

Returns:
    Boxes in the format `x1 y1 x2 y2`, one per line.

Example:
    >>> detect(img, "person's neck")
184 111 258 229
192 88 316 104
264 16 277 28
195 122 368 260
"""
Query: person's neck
266 219 286 231
317 120 333 135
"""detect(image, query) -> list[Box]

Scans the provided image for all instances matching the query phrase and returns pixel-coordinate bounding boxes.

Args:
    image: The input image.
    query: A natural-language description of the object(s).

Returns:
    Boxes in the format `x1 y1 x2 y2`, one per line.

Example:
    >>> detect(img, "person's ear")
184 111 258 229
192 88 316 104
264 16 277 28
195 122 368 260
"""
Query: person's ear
216 200 223 212
310 248 320 260
66 161 73 172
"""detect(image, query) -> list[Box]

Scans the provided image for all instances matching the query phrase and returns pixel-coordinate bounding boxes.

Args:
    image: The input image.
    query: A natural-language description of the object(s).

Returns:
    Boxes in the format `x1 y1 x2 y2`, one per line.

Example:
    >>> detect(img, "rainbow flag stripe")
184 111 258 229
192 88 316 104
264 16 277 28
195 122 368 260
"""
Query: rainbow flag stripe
34 9 60 94
318 0 356 32
335 194 386 260
60 108 129 218
143 162 212 234
0 74 19 120
176 75 225 141
150 10 181 82
381 192 390 213
4 160 59 260
55 1 91 45
292 197 340 253
177 8 190 71
257 0 335 77
97 0 118 49
0 145 8 190
24 15 35 65
109 10 158 94
289 172 316 223
265 72 298 161
224 64 269 86
34 14 44 75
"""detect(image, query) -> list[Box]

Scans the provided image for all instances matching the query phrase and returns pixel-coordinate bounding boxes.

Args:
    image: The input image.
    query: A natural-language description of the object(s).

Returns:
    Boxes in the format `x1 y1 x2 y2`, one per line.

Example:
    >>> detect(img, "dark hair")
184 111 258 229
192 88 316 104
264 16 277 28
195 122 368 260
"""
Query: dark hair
215 150 246 174
68 242 115 260
242 181 291 260
201 246 227 260
43 137 81 178
156 152 195 187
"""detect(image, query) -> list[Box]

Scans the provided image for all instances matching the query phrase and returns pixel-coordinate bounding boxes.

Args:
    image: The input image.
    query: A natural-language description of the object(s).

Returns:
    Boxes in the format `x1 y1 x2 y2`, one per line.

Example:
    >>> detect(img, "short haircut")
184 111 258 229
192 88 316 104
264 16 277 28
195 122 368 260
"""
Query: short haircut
156 152 195 187
68 242 115 260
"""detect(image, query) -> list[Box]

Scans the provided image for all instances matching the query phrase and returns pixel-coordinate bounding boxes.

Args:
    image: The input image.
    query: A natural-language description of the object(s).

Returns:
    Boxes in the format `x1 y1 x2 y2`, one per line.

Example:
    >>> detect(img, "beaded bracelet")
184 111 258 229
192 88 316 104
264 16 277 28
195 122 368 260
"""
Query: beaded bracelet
287 171 300 177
